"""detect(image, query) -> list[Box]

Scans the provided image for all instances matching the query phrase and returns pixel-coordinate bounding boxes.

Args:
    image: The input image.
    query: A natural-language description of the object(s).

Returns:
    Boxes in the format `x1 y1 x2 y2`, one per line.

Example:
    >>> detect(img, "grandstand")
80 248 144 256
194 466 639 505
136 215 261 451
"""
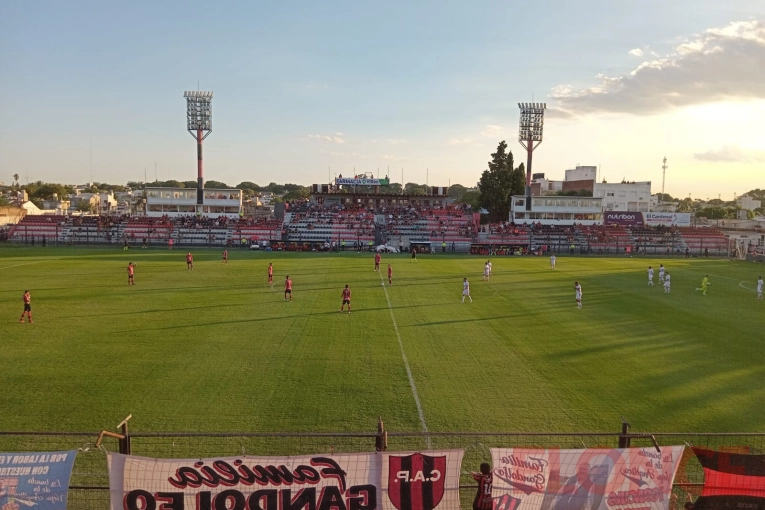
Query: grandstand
4 207 745 256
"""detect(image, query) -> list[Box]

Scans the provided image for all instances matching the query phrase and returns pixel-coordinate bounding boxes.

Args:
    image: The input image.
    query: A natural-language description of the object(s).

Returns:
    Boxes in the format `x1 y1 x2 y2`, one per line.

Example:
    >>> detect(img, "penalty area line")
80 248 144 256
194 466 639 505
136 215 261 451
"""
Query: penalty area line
0 261 45 271
378 271 431 447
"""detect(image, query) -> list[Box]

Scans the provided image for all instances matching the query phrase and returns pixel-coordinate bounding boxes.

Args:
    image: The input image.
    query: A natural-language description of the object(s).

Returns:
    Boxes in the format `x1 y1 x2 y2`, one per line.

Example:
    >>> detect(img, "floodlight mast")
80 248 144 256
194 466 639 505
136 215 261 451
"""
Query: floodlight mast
183 90 213 207
518 103 546 211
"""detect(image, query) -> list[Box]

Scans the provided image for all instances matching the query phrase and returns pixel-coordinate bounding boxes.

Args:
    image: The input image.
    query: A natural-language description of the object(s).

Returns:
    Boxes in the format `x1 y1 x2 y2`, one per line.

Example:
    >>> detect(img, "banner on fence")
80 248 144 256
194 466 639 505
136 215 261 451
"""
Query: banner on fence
0 450 77 510
490 446 685 510
643 213 691 227
692 447 765 510
336 178 389 186
108 450 464 510
603 212 644 226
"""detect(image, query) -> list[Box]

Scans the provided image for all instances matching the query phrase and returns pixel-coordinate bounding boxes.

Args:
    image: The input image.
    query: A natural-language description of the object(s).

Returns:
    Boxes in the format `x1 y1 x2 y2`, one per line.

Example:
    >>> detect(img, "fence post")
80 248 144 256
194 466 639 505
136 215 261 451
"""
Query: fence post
375 416 387 452
618 417 631 448
118 415 132 455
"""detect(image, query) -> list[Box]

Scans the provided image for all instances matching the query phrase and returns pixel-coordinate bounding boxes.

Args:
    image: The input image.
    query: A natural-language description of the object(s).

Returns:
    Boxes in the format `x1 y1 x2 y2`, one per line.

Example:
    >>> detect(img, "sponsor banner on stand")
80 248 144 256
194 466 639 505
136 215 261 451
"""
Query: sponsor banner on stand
491 446 684 510
108 450 463 510
643 213 691 227
336 178 387 186
603 212 644 226
0 450 77 510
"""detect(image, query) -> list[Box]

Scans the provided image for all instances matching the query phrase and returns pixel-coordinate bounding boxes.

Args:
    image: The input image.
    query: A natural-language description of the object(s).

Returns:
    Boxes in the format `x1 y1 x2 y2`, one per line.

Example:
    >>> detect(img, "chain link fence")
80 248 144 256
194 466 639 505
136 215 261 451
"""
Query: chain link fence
1 427 763 510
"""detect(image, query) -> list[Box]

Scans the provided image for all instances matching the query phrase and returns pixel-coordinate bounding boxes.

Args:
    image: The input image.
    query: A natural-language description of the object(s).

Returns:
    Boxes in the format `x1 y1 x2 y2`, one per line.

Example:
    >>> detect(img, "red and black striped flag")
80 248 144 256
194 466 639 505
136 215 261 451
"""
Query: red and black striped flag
693 447 765 510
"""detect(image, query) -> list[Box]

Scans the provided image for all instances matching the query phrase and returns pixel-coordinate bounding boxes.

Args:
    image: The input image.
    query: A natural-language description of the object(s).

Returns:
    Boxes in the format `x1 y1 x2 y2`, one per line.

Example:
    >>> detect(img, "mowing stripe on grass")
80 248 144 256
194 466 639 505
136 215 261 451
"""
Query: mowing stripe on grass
379 271 431 446
0 261 44 270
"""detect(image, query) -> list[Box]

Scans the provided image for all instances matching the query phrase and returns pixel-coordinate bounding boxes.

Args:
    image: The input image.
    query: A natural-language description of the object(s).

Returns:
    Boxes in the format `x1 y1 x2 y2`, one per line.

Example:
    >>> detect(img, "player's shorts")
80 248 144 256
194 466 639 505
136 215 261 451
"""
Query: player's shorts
463 289 469 295
23 304 31 312
285 289 292 294
375 263 380 267
342 299 350 305
576 293 582 300
411 253 416 257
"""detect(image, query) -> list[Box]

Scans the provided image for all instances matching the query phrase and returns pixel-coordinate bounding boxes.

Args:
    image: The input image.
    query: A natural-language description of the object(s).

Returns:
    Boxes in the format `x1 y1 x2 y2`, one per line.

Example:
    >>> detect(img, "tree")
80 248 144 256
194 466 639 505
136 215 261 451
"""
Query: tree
76 201 92 212
457 190 481 211
676 198 694 212
478 141 515 223
404 182 427 195
13 174 19 186
236 181 261 192
447 184 467 199
204 180 229 189
0 197 9 206
380 182 402 194
510 162 526 197
182 181 198 189
282 188 311 201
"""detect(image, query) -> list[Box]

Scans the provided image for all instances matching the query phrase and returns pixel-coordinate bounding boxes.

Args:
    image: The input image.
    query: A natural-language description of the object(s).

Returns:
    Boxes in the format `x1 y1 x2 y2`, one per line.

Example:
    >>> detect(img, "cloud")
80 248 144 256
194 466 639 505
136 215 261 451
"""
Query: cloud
449 137 474 145
628 48 644 57
694 145 765 163
480 125 503 137
551 20 765 117
307 134 345 144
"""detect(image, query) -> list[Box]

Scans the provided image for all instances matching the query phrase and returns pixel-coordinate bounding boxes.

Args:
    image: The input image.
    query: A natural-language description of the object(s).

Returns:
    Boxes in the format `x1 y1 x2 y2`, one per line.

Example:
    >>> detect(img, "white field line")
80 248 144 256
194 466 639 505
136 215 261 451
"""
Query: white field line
0 261 44 270
739 281 757 292
378 271 431 446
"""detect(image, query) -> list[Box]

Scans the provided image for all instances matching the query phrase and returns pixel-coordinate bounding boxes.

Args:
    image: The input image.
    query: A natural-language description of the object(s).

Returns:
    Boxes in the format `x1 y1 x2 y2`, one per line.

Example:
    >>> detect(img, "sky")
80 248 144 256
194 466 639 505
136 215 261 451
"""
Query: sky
1 0 764 200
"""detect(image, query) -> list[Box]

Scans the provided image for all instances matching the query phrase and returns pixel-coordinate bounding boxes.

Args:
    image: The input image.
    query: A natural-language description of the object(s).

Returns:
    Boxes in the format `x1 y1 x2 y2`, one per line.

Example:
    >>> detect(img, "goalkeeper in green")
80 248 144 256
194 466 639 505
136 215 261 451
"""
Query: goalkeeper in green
695 275 711 295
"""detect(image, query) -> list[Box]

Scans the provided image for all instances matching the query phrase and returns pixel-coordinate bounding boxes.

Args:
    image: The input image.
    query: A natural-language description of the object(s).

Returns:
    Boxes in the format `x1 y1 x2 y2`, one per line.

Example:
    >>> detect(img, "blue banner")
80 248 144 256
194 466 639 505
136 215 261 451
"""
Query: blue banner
0 451 77 509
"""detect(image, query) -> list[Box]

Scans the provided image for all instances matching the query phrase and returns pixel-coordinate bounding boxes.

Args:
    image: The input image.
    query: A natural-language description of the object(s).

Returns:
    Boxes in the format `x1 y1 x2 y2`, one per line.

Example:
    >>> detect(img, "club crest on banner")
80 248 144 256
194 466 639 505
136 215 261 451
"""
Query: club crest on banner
388 454 447 510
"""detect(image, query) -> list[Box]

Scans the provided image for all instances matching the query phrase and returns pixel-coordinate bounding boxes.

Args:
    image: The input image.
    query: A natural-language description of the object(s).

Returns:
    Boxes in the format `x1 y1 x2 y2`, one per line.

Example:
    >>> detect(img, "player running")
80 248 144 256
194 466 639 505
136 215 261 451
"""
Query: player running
550 254 556 270
186 252 194 271
374 252 381 271
19 290 33 323
695 275 711 295
483 261 490 281
659 264 666 283
284 275 293 301
575 282 583 309
127 262 136 286
461 278 472 303
268 263 274 284
340 285 352 313
664 273 671 293
387 264 393 285
222 249 228 264
488 260 493 277
647 266 654 286
757 276 763 300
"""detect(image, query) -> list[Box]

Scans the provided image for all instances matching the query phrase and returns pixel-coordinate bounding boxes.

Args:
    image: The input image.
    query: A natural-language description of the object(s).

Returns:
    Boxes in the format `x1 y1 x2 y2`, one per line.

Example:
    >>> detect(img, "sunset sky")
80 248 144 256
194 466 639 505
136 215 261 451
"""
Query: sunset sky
1 0 763 199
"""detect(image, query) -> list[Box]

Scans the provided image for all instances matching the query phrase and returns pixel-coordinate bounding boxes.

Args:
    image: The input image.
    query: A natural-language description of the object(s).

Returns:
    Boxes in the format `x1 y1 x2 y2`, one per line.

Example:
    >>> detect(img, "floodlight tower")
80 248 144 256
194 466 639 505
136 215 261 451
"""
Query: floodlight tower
661 157 668 198
184 90 213 209
518 103 547 210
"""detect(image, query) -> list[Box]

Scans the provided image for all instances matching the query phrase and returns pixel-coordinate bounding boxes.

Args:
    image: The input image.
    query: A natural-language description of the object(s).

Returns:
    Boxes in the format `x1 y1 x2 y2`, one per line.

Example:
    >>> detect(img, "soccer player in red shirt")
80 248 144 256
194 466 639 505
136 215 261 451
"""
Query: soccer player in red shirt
284 275 293 301
387 264 393 285
340 285 352 313
268 263 274 284
20 290 33 323
222 249 228 264
186 252 194 271
374 252 381 271
127 262 135 285
471 463 493 510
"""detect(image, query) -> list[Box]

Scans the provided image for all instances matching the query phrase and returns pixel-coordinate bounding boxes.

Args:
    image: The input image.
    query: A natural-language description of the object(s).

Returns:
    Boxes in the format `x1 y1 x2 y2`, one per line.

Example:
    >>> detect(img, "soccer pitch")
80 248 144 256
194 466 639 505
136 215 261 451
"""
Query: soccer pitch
0 247 763 434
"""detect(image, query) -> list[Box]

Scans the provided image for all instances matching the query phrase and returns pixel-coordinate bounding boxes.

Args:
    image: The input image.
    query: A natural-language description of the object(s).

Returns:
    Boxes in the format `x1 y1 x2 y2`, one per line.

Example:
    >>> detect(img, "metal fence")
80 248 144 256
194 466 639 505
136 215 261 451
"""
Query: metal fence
1 424 763 510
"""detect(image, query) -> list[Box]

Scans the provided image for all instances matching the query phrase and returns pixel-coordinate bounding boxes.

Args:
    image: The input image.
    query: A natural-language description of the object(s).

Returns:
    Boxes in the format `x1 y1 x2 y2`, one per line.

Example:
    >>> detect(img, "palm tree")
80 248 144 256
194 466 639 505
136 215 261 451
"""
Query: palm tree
13 173 19 185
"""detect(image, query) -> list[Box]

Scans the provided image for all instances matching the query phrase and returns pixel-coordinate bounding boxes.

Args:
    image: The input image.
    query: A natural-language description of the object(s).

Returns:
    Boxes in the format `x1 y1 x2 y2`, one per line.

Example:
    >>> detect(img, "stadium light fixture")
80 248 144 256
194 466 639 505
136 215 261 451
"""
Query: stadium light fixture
184 90 214 206
518 102 547 211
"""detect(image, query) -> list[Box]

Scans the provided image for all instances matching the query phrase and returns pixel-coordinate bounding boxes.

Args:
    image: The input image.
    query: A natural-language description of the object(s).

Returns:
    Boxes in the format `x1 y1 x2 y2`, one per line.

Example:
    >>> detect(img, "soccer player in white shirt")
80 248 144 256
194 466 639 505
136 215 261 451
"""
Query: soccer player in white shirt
483 262 490 281
647 266 654 286
462 278 472 303
757 276 763 300
663 273 671 293
659 264 666 283
550 254 556 270
488 260 493 276
574 282 582 309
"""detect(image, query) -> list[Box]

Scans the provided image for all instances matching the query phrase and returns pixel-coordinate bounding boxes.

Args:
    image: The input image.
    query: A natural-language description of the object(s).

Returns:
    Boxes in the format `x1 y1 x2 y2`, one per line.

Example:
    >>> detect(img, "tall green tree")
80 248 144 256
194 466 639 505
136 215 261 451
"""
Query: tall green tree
447 184 467 199
478 141 515 223
510 162 526 197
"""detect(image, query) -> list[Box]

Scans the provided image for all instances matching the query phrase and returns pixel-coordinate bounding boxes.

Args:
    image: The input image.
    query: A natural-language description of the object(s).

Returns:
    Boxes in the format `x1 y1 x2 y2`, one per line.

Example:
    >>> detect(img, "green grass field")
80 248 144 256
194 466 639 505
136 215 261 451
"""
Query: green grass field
0 246 763 434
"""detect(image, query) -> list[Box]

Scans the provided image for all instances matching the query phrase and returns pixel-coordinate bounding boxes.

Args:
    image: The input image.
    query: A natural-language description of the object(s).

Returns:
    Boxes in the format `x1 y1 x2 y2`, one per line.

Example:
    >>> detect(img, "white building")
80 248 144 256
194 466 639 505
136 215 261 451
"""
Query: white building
593 181 652 212
510 196 603 225
145 187 242 218
565 165 597 182
737 195 762 211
